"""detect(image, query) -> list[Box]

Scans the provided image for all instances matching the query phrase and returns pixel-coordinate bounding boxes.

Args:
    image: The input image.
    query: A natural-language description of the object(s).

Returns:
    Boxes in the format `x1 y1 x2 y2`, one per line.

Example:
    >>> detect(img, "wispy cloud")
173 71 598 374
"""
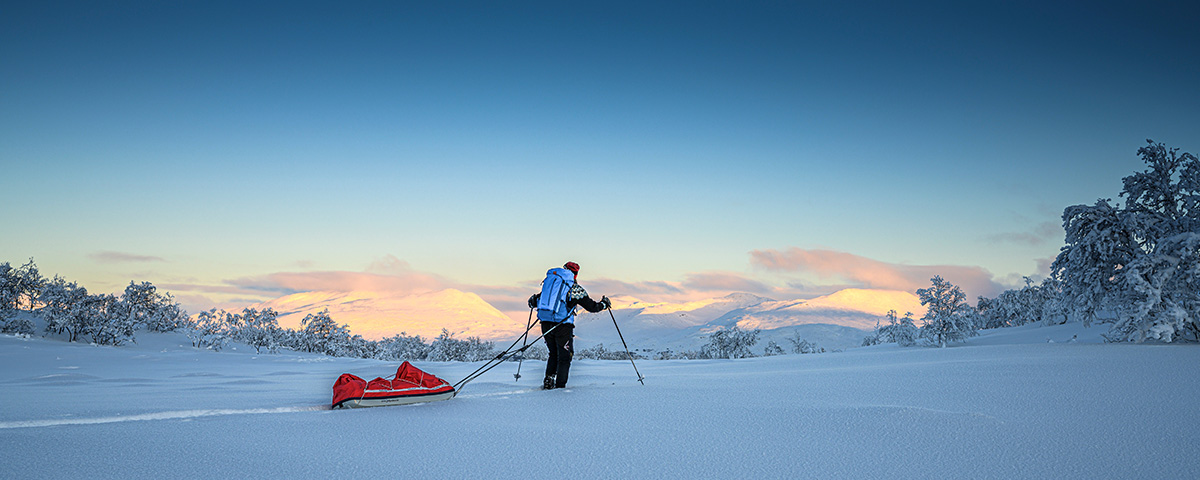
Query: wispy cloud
984 222 1061 246
749 247 1003 298
88 251 166 264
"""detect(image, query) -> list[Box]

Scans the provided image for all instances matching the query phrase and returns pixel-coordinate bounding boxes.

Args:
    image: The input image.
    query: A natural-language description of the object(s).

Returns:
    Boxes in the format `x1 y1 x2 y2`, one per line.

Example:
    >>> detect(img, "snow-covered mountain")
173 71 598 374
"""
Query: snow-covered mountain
251 287 925 352
576 288 926 353
254 289 522 341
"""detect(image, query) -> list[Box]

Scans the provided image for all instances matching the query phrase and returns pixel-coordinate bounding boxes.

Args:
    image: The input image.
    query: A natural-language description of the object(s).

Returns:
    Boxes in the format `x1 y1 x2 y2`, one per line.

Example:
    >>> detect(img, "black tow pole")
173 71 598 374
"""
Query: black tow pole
608 306 645 385
514 308 534 381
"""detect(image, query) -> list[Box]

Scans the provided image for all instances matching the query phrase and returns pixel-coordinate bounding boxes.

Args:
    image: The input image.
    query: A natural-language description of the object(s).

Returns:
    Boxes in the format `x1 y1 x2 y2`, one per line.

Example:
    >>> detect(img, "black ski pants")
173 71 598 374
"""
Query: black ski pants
541 321 574 388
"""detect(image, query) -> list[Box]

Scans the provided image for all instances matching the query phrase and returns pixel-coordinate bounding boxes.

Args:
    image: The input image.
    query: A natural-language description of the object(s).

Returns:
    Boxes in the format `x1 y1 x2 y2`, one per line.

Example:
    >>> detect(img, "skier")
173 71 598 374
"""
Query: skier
527 261 611 389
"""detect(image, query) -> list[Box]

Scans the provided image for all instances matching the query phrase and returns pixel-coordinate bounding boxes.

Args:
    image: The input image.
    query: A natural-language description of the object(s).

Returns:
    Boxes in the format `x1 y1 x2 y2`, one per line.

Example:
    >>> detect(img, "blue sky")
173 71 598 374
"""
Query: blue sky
3 1 1198 312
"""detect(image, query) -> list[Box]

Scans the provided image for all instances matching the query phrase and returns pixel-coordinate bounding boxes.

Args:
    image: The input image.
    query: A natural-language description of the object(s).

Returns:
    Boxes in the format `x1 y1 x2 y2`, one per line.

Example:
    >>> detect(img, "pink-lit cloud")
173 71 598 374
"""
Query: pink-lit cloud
750 247 1003 299
226 261 449 296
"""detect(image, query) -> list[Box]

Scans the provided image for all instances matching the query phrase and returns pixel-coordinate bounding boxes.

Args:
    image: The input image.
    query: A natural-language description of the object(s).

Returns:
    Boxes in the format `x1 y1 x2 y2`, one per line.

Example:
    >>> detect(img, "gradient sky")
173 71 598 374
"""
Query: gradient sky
3 1 1198 314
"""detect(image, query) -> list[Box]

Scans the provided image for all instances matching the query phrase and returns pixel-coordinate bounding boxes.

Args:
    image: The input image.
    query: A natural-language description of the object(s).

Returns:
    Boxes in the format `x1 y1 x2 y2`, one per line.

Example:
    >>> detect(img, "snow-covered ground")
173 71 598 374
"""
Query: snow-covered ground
2 322 1198 479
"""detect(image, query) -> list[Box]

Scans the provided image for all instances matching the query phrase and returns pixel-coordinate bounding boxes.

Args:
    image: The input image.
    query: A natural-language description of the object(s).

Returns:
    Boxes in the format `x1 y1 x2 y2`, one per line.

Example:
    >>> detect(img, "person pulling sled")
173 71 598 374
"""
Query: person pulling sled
527 261 610 390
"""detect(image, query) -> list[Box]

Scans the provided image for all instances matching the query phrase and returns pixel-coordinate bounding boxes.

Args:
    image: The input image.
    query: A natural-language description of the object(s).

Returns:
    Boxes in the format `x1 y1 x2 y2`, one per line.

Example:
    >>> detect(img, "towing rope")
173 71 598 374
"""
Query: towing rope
452 314 564 393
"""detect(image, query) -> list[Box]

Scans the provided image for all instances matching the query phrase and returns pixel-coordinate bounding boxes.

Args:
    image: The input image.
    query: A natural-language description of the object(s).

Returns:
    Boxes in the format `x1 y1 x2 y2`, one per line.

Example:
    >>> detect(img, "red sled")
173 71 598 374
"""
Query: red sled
332 361 456 409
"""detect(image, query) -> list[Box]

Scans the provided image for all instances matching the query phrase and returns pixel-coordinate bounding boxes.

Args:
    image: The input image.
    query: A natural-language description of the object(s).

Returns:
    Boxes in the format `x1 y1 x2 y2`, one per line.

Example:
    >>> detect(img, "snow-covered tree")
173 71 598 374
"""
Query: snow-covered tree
237 308 282 354
1052 140 1200 342
917 276 976 347
374 333 431 360
83 293 137 346
186 309 233 351
427 329 496 362
1107 232 1200 342
0 262 23 334
763 340 785 356
298 310 353 356
120 281 187 332
40 276 90 342
1052 199 1137 326
702 326 759 359
864 310 918 347
0 262 16 312
3 258 45 310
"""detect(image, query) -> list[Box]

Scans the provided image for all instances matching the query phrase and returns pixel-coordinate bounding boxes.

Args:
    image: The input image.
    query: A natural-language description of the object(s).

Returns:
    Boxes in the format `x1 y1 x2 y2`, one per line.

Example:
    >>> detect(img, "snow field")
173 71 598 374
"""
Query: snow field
2 322 1198 479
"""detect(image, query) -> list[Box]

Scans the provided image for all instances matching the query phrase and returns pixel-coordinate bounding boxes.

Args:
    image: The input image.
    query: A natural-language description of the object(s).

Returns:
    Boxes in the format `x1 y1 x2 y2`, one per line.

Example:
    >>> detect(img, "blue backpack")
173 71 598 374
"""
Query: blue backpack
537 267 576 323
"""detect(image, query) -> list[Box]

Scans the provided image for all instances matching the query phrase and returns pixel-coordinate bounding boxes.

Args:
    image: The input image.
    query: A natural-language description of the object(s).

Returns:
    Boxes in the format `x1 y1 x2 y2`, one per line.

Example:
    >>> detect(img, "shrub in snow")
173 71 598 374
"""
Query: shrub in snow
235 308 283 354
82 293 138 346
121 281 187 332
0 310 33 335
977 277 1064 329
1052 141 1200 342
763 340 785 356
577 343 644 360
0 262 16 311
917 276 976 347
702 326 760 359
40 276 90 342
517 341 549 361
427 329 496 362
1 258 44 311
297 310 354 357
373 333 432 360
864 310 919 347
186 309 233 351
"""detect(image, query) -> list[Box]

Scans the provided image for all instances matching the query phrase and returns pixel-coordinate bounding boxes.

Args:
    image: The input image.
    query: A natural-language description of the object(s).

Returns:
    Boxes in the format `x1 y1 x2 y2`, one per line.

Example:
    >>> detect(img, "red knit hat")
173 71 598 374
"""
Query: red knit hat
563 262 580 274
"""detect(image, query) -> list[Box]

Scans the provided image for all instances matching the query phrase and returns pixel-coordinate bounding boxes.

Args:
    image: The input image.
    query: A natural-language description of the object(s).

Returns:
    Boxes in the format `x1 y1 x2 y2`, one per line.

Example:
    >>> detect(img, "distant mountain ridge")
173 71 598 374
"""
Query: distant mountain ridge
254 289 523 341
252 287 925 353
578 288 925 353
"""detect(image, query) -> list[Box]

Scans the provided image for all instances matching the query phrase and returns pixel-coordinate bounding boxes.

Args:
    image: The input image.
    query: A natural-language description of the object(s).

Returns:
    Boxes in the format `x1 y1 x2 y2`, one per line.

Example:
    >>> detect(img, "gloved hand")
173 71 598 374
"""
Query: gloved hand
600 296 612 310
528 294 539 309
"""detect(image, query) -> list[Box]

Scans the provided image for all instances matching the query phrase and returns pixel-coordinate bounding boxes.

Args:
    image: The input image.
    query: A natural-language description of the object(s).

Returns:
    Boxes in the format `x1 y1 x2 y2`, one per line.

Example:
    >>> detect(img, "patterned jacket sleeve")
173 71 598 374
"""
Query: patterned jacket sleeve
567 284 605 313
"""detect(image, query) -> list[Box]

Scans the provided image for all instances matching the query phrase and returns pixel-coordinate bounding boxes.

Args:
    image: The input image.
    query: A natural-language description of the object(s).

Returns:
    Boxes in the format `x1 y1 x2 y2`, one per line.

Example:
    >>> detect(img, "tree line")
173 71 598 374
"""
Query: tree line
864 140 1199 347
0 260 824 360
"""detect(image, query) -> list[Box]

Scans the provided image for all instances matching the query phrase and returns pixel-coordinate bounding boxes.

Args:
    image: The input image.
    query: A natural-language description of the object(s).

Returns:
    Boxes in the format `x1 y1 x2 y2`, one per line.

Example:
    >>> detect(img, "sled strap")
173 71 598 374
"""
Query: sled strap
453 321 565 393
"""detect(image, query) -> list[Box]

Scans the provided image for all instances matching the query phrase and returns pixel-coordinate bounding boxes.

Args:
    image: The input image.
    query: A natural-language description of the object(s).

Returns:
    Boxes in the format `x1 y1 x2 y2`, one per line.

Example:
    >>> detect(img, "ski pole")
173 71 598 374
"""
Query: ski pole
607 306 645 385
515 308 534 381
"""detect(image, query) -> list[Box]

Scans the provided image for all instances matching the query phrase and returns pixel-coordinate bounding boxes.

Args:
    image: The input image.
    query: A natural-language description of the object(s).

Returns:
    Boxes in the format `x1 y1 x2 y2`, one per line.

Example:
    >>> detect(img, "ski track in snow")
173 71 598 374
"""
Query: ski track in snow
0 405 329 430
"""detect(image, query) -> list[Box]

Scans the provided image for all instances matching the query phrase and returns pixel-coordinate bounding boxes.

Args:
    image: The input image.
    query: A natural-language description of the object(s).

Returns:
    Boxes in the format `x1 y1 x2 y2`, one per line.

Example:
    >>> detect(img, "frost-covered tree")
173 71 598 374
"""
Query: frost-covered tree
1108 232 1200 342
427 329 496 362
864 310 919 347
0 262 16 312
186 309 234 351
4 258 45 310
1052 199 1136 326
892 311 919 346
0 263 22 334
917 276 976 347
763 340 785 356
237 308 282 354
83 293 137 346
40 276 90 342
120 281 187 332
298 310 353 356
374 333 431 360
702 326 759 359
785 329 824 353
1052 140 1200 342
978 277 1066 329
